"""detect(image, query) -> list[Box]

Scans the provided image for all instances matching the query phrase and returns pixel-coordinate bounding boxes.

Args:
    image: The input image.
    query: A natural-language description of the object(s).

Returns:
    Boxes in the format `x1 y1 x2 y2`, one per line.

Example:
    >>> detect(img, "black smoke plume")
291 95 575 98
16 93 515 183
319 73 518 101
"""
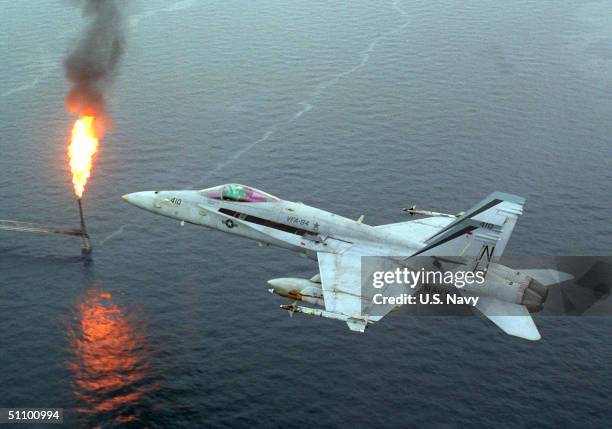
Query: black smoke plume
64 0 125 128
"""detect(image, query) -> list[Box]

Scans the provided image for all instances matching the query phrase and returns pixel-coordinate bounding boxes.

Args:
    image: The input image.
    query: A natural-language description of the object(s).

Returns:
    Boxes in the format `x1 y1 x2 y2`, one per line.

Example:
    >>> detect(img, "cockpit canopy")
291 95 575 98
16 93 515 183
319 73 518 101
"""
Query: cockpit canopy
201 184 280 203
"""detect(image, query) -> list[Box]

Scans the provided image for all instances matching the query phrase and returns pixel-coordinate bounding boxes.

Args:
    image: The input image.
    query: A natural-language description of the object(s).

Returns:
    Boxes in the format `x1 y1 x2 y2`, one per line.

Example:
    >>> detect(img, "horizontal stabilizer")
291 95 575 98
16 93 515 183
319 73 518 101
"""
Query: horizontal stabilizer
474 296 541 341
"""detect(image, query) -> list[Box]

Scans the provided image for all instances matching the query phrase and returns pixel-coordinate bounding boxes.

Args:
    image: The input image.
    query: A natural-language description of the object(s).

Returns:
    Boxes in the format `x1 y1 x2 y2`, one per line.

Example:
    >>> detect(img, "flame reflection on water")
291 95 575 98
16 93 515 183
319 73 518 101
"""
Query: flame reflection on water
68 289 158 425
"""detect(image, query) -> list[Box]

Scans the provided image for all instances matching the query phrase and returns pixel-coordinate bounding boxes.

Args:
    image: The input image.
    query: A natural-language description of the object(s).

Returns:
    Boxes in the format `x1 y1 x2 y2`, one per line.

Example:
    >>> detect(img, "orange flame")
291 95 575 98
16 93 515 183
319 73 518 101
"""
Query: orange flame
68 116 99 198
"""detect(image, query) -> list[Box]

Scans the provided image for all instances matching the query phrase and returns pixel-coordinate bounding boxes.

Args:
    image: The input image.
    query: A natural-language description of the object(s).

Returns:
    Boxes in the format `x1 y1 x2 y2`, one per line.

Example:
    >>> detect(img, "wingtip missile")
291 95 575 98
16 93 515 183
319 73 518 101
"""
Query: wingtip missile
280 304 370 332
402 206 456 218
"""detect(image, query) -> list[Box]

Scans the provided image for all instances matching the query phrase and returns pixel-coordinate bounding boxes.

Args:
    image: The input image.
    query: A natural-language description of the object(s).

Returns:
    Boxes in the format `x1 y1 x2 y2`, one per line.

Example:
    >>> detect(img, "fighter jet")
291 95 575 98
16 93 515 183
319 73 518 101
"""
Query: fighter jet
123 184 560 340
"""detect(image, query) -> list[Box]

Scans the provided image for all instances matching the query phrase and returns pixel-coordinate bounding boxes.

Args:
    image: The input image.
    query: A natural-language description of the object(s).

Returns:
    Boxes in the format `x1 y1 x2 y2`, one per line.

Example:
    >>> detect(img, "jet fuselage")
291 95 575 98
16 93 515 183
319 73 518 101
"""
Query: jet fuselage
122 186 420 259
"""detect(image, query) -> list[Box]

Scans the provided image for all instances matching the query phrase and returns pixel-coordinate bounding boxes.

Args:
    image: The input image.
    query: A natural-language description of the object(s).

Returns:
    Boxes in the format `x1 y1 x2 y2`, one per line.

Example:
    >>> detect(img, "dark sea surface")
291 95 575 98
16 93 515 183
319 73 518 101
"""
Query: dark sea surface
1 1 611 428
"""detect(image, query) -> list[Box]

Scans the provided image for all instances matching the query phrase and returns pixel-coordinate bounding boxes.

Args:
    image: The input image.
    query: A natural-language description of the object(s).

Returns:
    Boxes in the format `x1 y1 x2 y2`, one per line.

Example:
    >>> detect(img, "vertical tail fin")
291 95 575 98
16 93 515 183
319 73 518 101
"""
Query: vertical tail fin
413 192 525 258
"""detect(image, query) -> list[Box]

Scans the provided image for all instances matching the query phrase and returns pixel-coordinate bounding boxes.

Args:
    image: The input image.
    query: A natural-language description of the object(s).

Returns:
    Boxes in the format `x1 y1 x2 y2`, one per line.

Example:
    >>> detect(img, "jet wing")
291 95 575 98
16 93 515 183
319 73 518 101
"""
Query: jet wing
317 251 364 321
374 216 454 243
473 296 541 341
316 251 417 331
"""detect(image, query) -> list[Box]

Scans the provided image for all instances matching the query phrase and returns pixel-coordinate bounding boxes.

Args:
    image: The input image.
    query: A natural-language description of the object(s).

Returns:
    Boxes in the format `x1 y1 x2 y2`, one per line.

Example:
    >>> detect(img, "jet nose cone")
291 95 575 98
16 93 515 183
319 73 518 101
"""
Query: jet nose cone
122 191 156 211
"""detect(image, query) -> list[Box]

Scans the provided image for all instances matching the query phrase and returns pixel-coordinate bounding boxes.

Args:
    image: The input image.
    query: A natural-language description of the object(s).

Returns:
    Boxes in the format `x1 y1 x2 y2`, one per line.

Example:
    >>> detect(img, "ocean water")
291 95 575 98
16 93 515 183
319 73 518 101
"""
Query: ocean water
0 0 610 427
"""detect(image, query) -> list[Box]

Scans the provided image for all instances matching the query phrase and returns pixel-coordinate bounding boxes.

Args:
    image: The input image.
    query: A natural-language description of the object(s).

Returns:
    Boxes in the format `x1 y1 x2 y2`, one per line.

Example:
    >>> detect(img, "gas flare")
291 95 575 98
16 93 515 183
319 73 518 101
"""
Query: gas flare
68 116 99 198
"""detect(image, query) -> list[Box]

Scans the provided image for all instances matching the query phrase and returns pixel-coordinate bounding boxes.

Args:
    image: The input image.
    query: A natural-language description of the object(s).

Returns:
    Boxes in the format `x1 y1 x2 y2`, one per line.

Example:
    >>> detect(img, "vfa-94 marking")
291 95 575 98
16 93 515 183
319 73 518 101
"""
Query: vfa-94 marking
286 216 310 227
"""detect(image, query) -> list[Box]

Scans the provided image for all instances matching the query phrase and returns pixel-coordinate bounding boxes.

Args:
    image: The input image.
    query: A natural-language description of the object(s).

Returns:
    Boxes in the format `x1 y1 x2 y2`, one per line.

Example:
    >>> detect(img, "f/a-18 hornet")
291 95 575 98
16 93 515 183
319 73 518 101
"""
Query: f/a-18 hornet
123 184 565 340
